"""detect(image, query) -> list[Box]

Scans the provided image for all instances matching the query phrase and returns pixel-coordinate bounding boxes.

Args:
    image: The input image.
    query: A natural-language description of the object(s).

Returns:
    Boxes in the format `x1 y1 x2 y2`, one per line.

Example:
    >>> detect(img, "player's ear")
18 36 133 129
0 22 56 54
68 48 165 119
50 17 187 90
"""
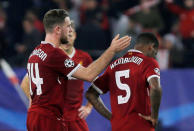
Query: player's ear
54 25 61 35
148 43 154 50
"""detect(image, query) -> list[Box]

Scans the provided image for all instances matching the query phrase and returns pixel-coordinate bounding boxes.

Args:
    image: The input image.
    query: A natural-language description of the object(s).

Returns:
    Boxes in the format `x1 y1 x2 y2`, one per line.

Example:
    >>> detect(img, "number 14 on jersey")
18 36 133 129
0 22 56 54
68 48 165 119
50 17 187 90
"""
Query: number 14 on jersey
27 63 43 95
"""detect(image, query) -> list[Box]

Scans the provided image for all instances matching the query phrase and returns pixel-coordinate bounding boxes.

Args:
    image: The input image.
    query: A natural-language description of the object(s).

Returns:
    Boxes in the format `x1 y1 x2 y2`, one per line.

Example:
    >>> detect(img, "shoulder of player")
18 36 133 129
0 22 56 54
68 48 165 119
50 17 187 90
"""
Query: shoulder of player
48 47 68 58
75 49 92 58
76 49 90 55
143 56 159 67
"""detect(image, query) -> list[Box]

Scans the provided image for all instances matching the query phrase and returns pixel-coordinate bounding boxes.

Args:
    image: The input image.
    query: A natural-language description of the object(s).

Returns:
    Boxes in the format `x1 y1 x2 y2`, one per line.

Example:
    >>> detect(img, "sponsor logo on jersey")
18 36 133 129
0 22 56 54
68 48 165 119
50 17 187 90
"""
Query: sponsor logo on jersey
64 59 74 68
154 68 160 75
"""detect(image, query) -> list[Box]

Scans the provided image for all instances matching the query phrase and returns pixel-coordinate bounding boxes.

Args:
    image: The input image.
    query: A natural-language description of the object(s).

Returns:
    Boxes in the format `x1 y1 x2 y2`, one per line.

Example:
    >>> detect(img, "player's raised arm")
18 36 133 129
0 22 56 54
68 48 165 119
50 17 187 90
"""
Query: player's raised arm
85 86 112 120
72 35 131 82
139 77 162 127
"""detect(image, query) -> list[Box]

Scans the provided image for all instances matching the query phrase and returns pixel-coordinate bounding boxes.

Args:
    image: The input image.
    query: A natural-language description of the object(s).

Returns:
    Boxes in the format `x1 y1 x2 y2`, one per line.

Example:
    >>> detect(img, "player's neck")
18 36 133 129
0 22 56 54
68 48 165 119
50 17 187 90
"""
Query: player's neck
45 33 60 47
65 47 74 56
134 47 146 56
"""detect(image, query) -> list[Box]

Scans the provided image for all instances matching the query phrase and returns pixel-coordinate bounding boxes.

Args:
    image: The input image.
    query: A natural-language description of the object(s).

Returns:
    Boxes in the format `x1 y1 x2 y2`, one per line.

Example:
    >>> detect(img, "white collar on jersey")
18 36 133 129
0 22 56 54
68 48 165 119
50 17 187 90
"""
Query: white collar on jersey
68 47 76 58
128 49 143 54
41 41 55 47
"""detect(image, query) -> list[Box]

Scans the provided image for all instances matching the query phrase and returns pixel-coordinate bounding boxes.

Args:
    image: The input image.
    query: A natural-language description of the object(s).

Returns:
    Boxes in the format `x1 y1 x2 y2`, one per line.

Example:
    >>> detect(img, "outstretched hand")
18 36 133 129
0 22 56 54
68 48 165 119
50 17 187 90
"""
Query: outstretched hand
138 113 158 127
110 34 131 53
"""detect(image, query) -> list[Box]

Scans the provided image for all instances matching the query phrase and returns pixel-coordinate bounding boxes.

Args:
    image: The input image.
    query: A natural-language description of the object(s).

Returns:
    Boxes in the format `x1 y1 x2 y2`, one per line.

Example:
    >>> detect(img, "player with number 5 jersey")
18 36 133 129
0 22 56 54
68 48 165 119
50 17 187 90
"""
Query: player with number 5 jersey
86 33 162 131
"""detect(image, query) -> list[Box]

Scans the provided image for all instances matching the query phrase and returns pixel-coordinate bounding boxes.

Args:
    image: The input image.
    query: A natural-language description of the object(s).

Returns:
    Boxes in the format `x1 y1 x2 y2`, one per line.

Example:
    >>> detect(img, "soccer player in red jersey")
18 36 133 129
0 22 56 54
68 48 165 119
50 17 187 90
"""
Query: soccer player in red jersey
86 33 162 131
25 9 131 131
21 21 93 130
60 21 93 131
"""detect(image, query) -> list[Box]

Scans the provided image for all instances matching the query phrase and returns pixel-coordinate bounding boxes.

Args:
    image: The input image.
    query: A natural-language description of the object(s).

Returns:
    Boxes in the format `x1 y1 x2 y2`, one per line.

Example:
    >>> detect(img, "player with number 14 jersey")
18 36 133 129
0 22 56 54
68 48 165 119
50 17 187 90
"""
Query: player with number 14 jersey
27 41 80 130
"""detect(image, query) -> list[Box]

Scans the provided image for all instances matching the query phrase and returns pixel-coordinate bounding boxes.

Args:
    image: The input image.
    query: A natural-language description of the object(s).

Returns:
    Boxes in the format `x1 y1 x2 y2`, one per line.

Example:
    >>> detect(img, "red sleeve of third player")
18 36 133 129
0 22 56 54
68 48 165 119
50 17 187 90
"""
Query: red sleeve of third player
144 58 160 83
47 48 80 77
83 52 93 67
92 67 110 94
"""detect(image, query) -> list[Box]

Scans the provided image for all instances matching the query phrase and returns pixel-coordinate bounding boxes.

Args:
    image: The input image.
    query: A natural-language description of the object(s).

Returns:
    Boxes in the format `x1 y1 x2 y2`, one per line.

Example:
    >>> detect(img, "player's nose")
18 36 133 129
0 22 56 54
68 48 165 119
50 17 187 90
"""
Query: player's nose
69 26 73 32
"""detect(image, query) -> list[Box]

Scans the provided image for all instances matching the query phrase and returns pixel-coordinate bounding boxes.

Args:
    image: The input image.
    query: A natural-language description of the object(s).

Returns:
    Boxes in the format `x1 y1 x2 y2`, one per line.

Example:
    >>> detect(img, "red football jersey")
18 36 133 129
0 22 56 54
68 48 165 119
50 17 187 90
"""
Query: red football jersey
27 41 80 119
93 49 160 131
63 48 93 120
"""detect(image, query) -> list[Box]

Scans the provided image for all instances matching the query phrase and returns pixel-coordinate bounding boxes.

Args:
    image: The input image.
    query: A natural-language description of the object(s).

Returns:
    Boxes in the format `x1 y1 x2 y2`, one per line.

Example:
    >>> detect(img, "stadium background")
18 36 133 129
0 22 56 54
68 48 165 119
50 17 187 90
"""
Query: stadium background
0 0 194 130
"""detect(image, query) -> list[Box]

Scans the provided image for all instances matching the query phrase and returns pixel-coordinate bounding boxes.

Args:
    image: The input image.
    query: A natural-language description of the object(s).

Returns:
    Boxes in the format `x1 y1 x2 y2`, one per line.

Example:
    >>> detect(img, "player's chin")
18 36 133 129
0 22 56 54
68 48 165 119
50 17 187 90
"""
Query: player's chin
60 38 69 45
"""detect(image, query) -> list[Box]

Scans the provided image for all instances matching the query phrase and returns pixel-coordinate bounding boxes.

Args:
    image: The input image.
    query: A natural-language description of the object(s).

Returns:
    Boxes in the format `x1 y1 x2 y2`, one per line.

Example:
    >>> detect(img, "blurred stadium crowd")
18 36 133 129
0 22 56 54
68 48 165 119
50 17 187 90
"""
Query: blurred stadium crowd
0 0 194 69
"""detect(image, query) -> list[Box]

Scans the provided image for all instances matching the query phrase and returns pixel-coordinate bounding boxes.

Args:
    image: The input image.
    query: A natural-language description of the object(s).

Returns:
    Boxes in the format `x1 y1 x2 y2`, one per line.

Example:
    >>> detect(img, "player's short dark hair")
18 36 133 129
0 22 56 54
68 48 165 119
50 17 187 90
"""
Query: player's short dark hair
136 32 159 48
43 9 69 33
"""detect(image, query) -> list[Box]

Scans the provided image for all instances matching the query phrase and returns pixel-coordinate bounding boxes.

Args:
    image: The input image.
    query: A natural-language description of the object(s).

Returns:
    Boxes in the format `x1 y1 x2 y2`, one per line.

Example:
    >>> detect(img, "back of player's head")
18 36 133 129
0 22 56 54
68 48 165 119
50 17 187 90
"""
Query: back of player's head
43 9 69 33
136 32 159 49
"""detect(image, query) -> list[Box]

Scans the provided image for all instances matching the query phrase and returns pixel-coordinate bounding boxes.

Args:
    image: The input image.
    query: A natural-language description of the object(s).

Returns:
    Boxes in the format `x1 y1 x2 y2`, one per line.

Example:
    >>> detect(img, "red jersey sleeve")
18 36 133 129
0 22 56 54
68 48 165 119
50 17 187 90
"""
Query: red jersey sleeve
82 52 93 67
144 58 160 82
85 53 93 67
46 48 80 77
92 67 110 94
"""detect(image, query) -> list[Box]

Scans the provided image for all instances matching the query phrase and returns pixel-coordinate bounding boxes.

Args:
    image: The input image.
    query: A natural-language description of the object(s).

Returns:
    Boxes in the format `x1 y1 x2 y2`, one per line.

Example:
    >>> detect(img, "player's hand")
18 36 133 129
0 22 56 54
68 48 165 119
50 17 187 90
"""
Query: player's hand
138 113 158 127
78 105 92 119
109 34 131 53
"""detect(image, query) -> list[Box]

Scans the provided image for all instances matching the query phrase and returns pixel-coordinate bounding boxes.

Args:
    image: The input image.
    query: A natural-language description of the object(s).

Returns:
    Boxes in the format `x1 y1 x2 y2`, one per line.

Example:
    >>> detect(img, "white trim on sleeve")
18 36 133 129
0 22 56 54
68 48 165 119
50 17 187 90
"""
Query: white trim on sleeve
147 75 160 82
92 76 99 82
92 83 103 94
67 64 81 78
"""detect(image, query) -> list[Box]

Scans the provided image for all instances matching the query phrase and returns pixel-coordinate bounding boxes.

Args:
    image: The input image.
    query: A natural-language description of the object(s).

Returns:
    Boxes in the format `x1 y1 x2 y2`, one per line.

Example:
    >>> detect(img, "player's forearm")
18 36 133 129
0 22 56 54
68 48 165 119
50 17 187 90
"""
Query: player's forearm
20 74 31 99
21 85 30 99
85 48 115 81
86 101 93 109
87 96 112 120
86 88 112 120
150 87 162 119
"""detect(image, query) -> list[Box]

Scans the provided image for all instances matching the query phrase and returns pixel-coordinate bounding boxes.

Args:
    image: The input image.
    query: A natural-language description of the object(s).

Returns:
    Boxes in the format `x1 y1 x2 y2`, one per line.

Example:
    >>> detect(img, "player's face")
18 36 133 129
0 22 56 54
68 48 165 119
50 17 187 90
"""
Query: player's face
60 28 76 50
147 44 158 59
150 44 158 59
68 28 76 46
185 0 194 8
60 17 72 44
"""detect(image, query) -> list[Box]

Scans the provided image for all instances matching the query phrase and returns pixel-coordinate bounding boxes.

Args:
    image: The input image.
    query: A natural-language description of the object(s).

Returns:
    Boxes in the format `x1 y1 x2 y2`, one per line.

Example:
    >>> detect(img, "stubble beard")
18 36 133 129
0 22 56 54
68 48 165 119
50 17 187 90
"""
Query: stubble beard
60 35 69 45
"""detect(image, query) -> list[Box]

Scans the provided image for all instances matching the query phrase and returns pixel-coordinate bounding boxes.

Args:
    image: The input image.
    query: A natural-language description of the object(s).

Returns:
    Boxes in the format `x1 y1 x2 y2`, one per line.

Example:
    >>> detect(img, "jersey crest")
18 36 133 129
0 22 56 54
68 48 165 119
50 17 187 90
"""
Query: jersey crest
64 59 74 68
154 68 160 75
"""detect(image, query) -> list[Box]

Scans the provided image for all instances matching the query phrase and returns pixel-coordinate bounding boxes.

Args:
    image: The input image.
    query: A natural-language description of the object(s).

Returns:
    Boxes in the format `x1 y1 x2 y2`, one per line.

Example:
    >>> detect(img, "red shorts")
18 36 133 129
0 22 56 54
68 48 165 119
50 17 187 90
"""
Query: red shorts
27 112 67 131
64 119 89 131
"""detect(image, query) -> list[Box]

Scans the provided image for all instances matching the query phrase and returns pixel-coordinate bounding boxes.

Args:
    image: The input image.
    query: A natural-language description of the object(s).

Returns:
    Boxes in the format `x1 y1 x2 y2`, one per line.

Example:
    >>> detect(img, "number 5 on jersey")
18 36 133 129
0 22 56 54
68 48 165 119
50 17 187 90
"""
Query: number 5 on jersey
27 63 43 95
115 69 131 104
